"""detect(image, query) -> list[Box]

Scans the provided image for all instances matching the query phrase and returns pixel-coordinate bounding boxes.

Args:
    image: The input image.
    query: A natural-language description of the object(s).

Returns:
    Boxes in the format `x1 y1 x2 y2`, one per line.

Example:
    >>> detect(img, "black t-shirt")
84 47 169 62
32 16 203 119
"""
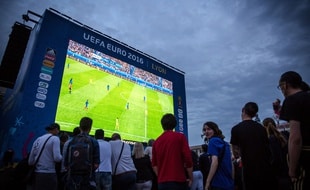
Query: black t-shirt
230 120 274 180
280 91 310 166
280 91 310 146
132 155 153 181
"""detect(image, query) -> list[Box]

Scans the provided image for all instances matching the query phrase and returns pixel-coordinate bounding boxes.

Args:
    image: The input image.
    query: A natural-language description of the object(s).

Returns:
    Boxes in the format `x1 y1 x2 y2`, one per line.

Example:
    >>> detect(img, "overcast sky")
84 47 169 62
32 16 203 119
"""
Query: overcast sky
1 0 309 146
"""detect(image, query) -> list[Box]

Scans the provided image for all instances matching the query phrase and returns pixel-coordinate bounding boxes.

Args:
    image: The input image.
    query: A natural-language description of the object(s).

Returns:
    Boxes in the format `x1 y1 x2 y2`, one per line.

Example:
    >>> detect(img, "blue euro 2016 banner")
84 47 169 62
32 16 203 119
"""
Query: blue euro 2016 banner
0 8 187 162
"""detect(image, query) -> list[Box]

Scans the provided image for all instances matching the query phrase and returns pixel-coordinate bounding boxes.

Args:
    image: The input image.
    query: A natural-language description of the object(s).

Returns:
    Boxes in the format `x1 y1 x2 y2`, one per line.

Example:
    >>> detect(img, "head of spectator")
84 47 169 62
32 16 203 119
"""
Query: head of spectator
72 126 81 136
59 132 69 144
242 102 259 119
132 142 144 159
79 117 93 133
45 123 60 135
262 117 287 147
111 133 121 140
278 71 309 97
95 129 104 140
161 113 177 130
147 139 154 147
203 121 225 140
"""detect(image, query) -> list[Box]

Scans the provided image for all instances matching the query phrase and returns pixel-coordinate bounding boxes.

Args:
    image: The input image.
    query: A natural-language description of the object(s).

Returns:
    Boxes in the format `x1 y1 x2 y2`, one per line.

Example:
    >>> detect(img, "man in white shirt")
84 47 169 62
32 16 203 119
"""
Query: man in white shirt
109 133 136 190
28 123 63 190
95 129 112 190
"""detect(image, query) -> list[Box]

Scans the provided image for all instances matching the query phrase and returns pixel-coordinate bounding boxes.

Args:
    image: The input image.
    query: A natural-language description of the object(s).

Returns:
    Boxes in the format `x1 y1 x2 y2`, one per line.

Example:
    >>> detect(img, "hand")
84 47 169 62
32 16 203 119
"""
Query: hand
289 168 298 183
290 176 298 183
205 181 210 190
187 179 192 187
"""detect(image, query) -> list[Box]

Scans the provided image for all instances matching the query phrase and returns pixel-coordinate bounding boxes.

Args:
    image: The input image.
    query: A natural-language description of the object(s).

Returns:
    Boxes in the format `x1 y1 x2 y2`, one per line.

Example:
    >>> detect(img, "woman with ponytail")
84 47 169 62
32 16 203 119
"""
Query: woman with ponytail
263 117 291 190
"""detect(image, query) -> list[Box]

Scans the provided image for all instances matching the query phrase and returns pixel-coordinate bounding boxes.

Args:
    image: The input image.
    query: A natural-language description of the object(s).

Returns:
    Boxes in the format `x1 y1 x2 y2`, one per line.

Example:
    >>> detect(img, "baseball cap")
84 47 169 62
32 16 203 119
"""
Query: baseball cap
45 123 60 131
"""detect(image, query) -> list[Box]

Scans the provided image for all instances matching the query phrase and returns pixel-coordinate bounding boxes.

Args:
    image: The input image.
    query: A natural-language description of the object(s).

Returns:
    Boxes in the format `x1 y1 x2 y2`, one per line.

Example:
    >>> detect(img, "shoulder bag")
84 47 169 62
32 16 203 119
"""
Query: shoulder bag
112 142 124 176
25 135 53 184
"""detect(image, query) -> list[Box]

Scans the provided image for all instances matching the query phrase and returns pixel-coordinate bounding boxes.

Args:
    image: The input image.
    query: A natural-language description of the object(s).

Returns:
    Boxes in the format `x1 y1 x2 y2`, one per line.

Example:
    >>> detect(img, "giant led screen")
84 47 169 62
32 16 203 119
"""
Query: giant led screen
55 40 174 142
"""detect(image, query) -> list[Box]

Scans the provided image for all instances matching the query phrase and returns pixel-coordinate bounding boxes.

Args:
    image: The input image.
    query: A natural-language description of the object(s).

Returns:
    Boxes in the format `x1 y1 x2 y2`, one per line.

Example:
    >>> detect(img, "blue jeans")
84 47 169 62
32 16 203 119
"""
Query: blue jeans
191 171 203 190
95 172 112 190
158 181 188 190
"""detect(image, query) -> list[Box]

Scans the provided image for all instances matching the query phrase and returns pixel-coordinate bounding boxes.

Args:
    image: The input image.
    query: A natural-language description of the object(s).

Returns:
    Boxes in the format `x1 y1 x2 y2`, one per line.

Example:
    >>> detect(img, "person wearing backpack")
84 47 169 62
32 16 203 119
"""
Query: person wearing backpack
64 117 100 190
60 127 81 189
203 121 234 190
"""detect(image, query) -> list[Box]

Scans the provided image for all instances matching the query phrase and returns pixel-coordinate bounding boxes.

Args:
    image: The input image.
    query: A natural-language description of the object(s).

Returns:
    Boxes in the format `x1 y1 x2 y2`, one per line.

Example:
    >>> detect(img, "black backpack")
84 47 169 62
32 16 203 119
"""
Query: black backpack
67 133 93 175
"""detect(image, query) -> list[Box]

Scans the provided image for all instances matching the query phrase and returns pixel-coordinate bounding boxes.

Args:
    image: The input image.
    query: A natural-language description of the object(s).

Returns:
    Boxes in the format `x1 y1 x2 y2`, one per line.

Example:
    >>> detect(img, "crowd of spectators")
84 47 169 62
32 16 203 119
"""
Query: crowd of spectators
1 70 309 190
67 40 172 95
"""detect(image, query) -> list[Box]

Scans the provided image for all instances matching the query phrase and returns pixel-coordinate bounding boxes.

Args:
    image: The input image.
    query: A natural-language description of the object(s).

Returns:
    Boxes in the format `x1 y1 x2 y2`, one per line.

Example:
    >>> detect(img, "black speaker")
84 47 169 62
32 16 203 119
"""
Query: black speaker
0 22 32 89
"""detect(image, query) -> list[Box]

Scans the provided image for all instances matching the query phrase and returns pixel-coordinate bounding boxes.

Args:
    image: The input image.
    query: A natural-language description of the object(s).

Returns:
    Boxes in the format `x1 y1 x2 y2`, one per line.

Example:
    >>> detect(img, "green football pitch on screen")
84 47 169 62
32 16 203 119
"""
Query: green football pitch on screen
55 57 174 142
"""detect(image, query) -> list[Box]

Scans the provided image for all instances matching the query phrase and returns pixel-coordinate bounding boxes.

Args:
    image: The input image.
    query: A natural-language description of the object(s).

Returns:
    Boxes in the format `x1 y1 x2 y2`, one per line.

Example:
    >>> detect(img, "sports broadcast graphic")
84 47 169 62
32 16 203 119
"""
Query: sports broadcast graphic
0 8 188 161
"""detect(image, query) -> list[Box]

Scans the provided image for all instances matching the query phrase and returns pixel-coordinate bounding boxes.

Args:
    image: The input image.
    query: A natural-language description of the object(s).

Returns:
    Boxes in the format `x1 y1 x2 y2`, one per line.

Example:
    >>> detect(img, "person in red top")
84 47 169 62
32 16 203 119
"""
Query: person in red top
152 113 193 190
